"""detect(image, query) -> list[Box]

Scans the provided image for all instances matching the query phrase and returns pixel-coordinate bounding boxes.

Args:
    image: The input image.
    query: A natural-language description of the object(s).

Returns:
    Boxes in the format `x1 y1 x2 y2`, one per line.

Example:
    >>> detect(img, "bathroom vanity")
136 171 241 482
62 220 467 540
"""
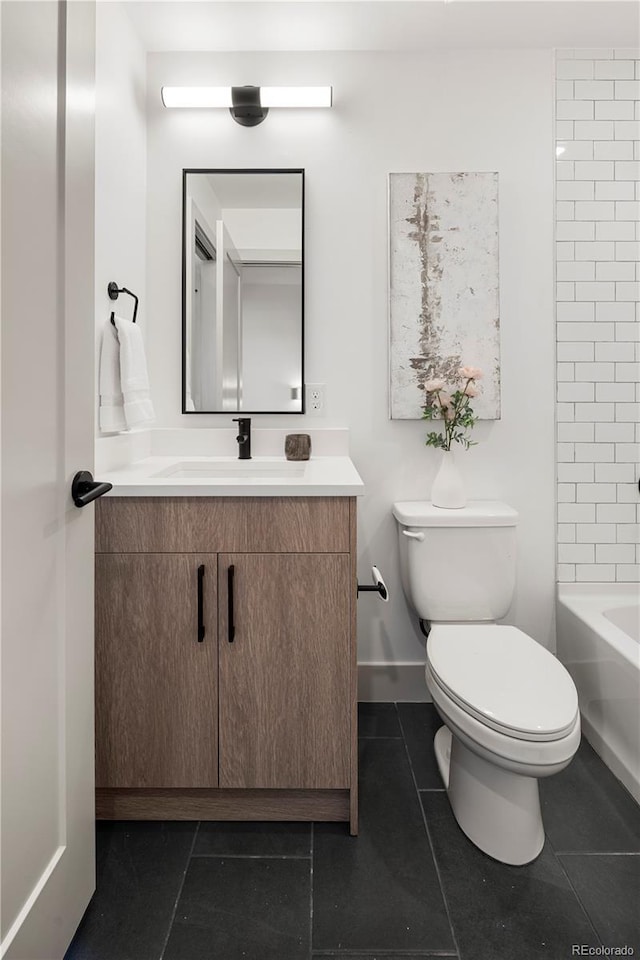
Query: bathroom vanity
93 453 363 834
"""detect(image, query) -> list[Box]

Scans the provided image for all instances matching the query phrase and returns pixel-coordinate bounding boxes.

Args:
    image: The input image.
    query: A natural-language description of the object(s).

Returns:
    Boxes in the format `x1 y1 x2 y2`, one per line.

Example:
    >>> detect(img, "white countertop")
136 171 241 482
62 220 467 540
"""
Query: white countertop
100 455 365 497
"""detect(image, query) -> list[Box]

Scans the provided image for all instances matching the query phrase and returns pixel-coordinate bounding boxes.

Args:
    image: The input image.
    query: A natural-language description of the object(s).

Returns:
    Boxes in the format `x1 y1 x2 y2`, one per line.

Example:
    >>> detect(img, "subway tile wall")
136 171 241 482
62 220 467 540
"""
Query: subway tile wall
555 49 640 583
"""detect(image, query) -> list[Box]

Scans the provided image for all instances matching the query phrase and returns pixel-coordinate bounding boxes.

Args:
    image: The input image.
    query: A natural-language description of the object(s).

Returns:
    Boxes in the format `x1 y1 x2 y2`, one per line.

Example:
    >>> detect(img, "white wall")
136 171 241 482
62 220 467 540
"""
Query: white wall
145 49 555 665
94 3 146 435
242 267 302 411
222 207 302 260
555 48 640 584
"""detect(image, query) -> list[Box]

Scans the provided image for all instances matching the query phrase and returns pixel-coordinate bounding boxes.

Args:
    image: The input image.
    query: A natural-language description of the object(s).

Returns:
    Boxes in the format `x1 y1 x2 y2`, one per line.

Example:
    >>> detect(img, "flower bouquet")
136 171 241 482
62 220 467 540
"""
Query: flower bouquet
422 366 483 508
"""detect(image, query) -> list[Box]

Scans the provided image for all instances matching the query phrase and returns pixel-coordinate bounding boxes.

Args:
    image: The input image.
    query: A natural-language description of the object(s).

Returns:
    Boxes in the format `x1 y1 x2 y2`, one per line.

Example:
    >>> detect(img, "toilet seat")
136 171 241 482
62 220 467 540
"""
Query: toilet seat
427 625 579 742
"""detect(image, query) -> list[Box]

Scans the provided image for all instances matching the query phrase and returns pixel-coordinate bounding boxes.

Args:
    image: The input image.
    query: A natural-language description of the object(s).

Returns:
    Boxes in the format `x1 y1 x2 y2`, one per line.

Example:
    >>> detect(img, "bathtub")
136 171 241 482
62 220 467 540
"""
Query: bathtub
557 583 640 804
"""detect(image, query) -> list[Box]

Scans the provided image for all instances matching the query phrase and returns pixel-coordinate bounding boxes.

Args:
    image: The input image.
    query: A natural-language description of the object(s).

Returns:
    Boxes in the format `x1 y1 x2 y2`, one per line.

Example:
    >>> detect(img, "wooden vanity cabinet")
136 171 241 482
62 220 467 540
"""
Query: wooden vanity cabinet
94 496 358 832
218 552 351 790
95 553 219 788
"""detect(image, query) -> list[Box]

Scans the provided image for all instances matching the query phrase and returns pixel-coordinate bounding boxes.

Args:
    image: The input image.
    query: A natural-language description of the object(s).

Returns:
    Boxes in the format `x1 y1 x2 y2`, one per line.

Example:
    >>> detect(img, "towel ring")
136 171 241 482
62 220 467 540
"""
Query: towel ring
108 281 138 325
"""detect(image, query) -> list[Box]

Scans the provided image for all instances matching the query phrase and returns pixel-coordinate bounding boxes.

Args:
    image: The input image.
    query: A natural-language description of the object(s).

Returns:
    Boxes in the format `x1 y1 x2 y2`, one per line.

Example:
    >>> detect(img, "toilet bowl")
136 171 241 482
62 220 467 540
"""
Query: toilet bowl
426 624 580 865
392 500 581 866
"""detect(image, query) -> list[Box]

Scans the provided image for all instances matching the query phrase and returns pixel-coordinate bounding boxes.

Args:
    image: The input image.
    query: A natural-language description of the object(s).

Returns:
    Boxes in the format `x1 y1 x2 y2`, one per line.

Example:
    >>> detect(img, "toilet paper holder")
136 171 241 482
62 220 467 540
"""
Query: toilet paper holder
357 565 389 602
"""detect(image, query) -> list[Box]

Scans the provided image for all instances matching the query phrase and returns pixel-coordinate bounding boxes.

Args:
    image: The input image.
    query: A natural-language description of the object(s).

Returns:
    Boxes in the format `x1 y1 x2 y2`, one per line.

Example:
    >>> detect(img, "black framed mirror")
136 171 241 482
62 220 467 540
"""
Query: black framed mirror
182 168 304 414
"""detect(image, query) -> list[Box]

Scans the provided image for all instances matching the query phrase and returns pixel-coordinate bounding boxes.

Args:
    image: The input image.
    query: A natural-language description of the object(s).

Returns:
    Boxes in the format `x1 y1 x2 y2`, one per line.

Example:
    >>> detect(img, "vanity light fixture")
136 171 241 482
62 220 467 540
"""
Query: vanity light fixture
161 85 332 126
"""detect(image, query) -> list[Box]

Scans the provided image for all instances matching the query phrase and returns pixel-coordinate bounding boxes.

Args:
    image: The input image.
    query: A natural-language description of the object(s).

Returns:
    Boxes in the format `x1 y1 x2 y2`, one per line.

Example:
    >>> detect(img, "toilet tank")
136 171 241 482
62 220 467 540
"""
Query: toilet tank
393 501 518 622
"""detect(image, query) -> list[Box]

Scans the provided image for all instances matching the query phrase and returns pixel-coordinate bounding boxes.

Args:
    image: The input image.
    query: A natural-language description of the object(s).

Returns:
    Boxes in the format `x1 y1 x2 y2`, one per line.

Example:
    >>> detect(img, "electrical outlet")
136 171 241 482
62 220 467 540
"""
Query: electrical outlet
305 383 325 416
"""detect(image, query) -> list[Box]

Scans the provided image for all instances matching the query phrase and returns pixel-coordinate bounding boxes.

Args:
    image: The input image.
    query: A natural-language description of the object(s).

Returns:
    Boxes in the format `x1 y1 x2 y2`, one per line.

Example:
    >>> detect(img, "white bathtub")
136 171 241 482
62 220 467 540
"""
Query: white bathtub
557 583 640 804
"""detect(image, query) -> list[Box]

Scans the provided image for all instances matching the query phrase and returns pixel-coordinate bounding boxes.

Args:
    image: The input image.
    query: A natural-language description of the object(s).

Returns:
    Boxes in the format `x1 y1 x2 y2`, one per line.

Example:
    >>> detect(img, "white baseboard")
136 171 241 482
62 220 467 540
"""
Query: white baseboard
358 662 430 702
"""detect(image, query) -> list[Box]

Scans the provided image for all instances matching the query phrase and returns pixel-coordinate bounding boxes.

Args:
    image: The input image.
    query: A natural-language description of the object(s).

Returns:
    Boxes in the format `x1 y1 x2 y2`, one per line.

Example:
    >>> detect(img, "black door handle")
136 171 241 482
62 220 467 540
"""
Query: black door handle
197 564 205 642
228 564 235 643
71 471 113 508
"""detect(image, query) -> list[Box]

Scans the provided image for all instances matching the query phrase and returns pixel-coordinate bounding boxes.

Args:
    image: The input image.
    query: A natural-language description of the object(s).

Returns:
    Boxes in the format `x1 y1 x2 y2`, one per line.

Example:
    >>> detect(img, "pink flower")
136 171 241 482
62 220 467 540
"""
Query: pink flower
459 365 483 380
424 378 446 393
463 383 478 397
438 392 452 408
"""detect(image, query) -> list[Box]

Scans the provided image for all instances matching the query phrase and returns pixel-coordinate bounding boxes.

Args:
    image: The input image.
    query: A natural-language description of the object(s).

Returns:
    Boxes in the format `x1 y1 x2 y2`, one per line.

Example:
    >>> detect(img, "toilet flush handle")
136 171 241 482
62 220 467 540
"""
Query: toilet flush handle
402 529 425 541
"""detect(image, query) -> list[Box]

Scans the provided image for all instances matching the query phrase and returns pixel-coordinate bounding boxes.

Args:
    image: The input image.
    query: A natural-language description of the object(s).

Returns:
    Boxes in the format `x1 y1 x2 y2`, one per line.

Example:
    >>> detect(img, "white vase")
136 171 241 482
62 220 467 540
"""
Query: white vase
431 449 466 509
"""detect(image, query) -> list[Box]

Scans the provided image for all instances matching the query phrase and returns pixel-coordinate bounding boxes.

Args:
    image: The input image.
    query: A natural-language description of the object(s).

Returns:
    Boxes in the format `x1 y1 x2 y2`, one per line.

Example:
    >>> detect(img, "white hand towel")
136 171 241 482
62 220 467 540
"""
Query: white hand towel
113 315 155 429
99 320 126 433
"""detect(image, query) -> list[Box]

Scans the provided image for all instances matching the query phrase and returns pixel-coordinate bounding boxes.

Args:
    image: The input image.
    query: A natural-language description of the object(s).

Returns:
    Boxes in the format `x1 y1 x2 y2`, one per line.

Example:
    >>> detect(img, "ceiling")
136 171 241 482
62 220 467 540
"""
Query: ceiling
202 172 302 208
119 1 640 52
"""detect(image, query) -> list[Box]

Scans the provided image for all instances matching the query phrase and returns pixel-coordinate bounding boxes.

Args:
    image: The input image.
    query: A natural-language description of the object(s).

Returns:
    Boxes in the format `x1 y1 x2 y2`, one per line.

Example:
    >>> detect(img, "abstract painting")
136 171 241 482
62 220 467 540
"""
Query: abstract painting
389 172 500 419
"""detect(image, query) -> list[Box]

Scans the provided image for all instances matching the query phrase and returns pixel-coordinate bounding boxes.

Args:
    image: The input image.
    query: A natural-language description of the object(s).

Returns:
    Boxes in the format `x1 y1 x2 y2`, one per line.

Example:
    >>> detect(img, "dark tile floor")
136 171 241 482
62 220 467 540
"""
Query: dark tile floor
66 703 640 960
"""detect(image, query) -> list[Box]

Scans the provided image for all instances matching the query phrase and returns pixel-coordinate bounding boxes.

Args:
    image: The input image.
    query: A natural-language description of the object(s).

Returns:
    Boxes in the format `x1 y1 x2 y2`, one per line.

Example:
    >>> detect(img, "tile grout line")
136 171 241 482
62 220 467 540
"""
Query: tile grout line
158 821 200 960
555 850 640 856
358 735 404 739
190 853 312 860
396 704 462 960
309 821 314 960
547 835 605 948
311 951 459 957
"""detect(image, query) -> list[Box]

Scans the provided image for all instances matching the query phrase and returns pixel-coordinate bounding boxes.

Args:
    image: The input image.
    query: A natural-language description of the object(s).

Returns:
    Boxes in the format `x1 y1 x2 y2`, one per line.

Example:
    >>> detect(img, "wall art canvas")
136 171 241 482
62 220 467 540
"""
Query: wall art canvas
389 172 500 419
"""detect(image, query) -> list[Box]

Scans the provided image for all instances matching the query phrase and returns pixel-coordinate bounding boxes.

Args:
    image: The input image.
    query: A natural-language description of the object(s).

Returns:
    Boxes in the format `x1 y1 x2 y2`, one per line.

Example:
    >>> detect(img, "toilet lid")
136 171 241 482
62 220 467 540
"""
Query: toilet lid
427 625 579 741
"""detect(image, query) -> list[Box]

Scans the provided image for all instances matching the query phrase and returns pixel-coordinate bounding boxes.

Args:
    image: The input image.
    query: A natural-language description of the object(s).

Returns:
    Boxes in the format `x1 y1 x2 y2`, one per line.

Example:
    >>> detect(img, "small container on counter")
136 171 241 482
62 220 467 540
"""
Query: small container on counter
285 434 311 461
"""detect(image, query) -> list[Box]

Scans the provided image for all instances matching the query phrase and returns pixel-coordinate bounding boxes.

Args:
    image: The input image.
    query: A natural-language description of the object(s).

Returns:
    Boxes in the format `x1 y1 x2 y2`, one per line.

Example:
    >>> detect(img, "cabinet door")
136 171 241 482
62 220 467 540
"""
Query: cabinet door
218 553 351 789
95 554 218 788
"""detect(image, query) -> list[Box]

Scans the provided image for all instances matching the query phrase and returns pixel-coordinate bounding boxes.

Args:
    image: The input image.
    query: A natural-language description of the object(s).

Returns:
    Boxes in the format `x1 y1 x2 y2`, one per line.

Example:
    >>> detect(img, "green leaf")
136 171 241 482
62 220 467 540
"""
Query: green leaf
425 431 446 449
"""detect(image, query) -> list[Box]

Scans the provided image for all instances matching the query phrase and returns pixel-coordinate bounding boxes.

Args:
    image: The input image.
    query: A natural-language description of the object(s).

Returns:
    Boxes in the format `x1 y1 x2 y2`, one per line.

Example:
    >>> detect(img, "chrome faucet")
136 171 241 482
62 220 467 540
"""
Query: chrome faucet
233 418 252 460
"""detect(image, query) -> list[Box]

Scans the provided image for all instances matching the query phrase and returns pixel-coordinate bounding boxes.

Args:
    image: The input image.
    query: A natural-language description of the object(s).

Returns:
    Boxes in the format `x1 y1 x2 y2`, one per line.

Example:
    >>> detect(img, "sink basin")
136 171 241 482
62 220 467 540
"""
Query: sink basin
100 453 364 497
152 459 307 480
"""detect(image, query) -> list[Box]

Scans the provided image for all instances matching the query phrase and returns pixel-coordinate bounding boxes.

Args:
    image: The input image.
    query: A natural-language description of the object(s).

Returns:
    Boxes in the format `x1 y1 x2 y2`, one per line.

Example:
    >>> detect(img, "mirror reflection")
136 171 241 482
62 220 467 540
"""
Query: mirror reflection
183 169 304 413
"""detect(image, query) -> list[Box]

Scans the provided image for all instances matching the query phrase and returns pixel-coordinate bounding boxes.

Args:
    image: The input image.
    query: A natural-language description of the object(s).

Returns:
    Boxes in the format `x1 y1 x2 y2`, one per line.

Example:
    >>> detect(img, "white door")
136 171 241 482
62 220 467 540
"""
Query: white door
1 2 97 958
216 220 243 410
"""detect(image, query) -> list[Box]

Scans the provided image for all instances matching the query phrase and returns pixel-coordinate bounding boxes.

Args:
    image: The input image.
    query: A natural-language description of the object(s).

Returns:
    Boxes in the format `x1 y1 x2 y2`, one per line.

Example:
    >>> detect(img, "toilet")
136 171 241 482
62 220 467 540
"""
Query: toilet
393 500 580 866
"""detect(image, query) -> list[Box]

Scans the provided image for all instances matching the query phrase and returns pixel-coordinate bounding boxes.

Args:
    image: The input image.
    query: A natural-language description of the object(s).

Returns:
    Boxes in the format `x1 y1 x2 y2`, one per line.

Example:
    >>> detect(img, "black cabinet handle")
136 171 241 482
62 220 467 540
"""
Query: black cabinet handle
228 564 235 643
197 565 205 642
71 471 112 508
